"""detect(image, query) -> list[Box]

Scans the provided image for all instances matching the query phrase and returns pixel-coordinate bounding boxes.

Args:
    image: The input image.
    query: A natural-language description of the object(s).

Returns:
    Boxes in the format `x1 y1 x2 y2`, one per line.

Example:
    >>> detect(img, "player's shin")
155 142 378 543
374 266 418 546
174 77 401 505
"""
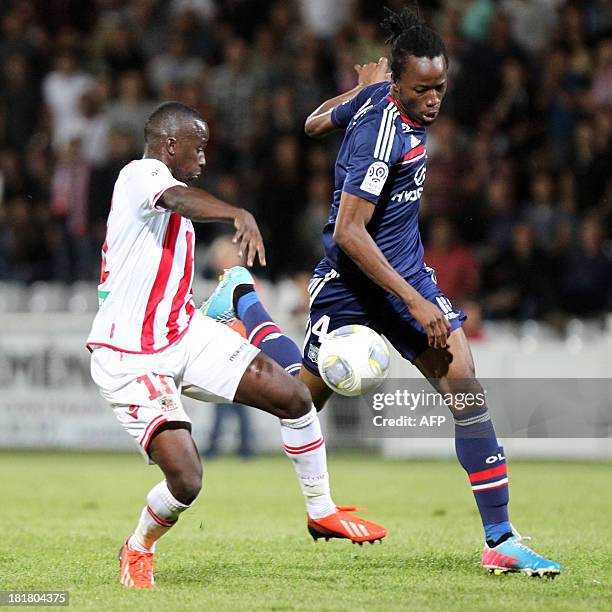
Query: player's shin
129 480 191 553
237 288 302 376
280 406 336 518
454 409 512 547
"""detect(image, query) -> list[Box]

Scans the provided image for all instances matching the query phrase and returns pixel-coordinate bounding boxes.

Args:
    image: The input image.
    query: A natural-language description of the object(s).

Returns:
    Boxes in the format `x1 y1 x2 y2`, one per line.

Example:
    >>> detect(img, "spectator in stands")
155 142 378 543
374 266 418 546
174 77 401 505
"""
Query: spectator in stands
42 50 94 151
423 115 470 220
0 53 40 154
49 138 91 281
524 170 573 253
560 215 612 316
425 218 480 304
105 70 156 149
484 222 557 320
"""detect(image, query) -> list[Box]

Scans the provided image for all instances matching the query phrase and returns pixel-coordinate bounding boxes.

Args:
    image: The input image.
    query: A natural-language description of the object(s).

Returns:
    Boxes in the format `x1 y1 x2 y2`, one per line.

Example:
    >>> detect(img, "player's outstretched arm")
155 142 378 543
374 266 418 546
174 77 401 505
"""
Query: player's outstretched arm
334 192 450 348
161 186 265 267
304 58 391 139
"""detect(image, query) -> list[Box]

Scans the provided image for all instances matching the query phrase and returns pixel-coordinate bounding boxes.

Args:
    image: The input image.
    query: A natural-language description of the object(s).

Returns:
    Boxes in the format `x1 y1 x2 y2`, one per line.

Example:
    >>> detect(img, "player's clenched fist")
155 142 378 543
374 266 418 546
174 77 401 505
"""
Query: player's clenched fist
233 209 266 267
407 296 451 349
354 57 392 87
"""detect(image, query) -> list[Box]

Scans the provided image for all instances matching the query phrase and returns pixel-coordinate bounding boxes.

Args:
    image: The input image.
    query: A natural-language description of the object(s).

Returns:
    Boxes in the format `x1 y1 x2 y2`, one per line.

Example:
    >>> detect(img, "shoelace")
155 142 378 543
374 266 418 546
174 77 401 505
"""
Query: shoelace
510 524 532 542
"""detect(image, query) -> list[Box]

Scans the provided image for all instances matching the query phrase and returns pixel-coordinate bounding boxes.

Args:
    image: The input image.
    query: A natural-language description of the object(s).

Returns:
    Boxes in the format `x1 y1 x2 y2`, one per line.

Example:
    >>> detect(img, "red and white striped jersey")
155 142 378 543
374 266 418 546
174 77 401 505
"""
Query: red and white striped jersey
87 158 196 354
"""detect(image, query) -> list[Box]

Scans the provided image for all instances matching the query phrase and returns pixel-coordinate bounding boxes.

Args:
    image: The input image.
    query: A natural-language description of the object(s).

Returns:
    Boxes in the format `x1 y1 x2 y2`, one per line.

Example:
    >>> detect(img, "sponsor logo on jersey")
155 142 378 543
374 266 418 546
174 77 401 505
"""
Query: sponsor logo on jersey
401 123 413 133
414 165 427 186
390 187 424 203
360 161 389 196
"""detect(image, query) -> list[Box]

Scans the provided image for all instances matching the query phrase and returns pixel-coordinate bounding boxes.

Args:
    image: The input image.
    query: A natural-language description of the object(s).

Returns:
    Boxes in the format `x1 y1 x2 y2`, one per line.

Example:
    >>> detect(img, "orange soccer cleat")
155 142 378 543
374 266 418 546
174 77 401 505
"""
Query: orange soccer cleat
307 506 387 545
119 540 155 588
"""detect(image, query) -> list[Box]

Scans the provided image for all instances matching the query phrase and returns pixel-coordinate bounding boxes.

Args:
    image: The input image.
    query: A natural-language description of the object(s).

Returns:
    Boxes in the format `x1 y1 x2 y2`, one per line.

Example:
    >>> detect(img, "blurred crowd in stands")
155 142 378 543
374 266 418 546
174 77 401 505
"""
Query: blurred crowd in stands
0 0 610 325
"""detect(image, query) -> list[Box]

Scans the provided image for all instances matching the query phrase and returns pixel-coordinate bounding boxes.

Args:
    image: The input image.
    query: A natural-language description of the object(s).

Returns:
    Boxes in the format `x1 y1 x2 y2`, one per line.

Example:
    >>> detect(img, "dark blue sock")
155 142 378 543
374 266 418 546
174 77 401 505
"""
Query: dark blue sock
454 409 511 545
236 290 302 376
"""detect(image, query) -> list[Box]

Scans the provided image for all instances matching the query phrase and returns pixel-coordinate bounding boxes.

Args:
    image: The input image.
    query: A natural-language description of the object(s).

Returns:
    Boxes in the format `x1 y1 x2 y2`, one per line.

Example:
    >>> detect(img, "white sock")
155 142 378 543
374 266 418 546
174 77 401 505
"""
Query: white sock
280 406 336 519
128 480 191 553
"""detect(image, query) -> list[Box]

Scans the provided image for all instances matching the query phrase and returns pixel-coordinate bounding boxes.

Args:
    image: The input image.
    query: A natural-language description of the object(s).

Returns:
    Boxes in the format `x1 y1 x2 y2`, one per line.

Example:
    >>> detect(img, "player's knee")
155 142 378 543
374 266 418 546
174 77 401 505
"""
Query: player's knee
167 468 202 505
279 379 312 420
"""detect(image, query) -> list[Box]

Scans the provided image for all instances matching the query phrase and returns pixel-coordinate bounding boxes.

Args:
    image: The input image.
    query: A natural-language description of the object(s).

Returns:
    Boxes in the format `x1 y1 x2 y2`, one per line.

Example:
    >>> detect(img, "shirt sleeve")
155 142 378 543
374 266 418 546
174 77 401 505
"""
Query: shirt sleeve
331 83 381 129
124 159 187 214
341 110 401 205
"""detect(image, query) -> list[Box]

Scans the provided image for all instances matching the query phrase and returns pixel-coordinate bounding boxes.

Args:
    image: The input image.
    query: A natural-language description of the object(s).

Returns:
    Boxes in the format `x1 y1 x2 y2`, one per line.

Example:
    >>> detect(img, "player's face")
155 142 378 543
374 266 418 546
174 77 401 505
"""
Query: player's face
393 55 447 125
172 119 209 183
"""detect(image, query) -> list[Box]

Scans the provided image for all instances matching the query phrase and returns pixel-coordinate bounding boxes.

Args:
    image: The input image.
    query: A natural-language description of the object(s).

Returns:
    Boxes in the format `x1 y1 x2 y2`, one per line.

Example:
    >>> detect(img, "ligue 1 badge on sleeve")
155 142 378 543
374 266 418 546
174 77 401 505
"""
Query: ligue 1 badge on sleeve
360 161 389 195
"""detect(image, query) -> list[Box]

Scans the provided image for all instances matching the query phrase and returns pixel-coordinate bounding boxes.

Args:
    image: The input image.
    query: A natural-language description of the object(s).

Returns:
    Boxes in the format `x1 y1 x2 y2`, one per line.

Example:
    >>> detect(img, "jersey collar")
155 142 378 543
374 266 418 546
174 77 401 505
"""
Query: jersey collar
386 95 423 128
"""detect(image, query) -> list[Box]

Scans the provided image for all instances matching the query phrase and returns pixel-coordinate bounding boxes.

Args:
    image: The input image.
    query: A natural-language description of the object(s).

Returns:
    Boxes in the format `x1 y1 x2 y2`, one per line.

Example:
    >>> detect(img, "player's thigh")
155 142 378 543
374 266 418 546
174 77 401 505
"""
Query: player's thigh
380 266 466 363
90 347 192 463
413 327 475 381
181 315 260 403
233 352 312 420
182 316 311 420
413 327 483 415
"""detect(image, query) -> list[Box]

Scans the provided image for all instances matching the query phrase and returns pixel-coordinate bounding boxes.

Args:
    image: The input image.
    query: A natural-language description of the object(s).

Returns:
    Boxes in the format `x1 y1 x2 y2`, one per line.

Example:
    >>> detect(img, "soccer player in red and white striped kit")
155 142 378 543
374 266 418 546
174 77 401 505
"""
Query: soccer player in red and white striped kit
87 102 385 588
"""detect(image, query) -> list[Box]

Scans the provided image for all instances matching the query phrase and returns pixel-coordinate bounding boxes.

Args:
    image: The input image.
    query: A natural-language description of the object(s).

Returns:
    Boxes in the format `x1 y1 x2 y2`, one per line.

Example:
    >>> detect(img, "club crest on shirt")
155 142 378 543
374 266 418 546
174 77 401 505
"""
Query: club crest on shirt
159 395 178 413
308 343 320 363
360 161 389 196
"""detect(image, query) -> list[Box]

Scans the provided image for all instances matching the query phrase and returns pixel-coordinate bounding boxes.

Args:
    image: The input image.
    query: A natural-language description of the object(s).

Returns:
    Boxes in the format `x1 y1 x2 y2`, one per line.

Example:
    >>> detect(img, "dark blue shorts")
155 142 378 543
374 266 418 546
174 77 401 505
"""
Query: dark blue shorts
302 262 466 376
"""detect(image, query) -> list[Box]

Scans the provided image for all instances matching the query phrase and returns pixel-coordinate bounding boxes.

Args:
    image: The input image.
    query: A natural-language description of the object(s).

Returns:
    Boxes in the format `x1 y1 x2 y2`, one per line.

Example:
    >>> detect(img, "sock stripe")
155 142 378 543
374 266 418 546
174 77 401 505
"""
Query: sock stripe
455 412 491 426
285 363 301 374
283 438 325 455
248 321 277 343
146 505 177 527
472 477 509 491
252 324 283 347
469 464 507 483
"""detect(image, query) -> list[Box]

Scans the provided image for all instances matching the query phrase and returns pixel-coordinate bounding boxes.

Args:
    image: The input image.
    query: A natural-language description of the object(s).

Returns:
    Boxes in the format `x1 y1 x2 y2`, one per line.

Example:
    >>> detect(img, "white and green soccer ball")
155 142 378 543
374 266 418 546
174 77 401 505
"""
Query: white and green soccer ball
317 325 390 397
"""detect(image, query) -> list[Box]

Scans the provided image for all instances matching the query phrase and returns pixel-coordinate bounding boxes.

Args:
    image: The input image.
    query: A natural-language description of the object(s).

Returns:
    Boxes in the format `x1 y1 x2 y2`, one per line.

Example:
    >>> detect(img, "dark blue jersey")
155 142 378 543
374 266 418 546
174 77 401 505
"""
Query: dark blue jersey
321 82 428 281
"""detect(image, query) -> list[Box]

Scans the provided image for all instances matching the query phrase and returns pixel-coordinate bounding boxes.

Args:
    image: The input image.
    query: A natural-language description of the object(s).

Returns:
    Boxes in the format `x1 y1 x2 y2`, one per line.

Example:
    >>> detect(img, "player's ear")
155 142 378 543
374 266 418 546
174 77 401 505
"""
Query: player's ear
166 137 177 156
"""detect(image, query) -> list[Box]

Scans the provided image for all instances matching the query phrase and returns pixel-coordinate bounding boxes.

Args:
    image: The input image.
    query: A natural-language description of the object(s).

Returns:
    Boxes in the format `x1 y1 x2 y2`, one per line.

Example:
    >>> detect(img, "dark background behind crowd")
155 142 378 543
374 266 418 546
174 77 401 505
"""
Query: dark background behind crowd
0 0 610 325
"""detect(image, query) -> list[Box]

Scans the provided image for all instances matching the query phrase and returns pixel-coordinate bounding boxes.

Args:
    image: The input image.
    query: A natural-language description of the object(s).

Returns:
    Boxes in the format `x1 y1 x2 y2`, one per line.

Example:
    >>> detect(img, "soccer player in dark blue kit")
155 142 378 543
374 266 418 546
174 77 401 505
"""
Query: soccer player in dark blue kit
202 6 560 575
298 7 561 576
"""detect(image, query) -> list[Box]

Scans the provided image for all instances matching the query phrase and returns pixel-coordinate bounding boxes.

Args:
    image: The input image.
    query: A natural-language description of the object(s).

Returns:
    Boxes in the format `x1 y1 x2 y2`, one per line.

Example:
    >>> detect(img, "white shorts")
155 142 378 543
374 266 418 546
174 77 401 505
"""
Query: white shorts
90 314 259 462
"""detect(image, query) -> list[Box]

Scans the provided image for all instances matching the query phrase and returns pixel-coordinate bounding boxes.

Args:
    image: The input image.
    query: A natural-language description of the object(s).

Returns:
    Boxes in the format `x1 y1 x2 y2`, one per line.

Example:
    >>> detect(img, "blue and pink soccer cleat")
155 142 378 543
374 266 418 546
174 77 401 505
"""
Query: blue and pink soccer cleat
200 266 254 322
481 528 561 577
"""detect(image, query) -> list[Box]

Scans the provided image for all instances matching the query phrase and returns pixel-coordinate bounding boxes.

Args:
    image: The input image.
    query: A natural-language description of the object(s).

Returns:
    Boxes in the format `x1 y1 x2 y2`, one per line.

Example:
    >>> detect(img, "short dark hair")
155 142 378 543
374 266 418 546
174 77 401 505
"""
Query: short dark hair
381 5 448 80
144 101 204 144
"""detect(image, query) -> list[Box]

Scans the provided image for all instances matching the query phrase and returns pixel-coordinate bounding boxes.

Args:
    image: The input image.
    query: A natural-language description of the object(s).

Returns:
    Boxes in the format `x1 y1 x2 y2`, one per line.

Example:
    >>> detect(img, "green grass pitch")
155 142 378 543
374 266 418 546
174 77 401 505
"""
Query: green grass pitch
1 452 611 611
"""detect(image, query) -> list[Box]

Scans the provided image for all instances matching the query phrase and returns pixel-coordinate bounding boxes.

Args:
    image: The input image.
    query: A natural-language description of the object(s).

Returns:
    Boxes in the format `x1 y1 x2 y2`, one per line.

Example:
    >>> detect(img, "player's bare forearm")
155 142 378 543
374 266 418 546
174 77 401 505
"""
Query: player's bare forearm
161 186 266 266
334 218 420 306
305 58 390 139
304 85 365 138
161 185 240 222
334 192 449 347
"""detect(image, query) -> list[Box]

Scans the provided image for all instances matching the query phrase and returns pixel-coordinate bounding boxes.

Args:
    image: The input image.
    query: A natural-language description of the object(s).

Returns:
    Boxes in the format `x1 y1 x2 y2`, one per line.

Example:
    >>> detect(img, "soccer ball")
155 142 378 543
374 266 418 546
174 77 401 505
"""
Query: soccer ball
317 325 390 397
